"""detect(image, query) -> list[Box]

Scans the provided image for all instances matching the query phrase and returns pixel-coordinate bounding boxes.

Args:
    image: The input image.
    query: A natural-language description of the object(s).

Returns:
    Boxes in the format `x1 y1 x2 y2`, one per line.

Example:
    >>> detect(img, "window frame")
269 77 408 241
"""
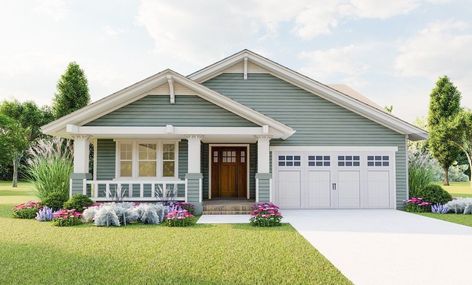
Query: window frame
115 140 179 180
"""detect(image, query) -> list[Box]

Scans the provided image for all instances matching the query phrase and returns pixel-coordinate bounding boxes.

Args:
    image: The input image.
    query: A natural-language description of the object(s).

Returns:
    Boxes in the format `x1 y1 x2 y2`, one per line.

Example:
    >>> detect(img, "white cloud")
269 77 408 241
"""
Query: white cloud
395 20 472 108
34 0 69 22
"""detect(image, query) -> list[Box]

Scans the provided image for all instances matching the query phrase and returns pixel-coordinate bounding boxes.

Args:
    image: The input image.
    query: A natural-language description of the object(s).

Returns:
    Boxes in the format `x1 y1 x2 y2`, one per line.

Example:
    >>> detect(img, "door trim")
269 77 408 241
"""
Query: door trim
208 144 250 200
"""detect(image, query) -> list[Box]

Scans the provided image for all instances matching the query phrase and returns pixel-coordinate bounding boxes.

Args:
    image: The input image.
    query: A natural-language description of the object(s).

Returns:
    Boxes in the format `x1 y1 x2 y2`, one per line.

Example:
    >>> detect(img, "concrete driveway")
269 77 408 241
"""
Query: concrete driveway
283 210 472 285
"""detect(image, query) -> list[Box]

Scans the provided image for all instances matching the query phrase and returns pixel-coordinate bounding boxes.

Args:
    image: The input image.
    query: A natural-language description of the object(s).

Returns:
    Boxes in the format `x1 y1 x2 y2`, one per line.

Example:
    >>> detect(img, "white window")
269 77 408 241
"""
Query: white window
116 141 178 179
138 143 157 177
338 155 360 167
162 144 175 177
367 155 389 167
278 155 301 167
119 143 133 177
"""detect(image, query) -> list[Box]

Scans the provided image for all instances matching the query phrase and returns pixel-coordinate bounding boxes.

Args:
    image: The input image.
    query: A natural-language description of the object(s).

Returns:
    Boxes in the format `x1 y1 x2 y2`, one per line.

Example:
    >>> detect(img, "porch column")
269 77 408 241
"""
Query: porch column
70 135 91 198
186 135 203 214
256 136 272 203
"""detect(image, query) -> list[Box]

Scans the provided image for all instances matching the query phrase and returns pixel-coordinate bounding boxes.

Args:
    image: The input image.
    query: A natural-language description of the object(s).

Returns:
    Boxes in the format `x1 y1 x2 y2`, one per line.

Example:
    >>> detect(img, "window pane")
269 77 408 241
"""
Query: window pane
120 161 132 177
120 144 132 160
139 144 156 160
163 144 175 160
139 161 156 177
163 161 175 177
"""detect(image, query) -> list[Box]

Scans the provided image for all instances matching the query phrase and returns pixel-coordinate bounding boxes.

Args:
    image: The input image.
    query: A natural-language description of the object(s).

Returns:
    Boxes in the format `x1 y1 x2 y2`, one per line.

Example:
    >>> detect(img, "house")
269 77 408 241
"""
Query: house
42 50 427 214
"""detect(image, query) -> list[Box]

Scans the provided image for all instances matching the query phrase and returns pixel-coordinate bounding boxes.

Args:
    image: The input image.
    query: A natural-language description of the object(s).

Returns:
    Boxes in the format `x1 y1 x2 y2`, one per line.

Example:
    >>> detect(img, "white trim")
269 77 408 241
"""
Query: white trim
188 50 427 140
42 69 294 140
243 57 248 80
208 144 251 200
167 75 175 104
93 139 97 180
115 139 179 181
270 146 399 152
405 134 409 203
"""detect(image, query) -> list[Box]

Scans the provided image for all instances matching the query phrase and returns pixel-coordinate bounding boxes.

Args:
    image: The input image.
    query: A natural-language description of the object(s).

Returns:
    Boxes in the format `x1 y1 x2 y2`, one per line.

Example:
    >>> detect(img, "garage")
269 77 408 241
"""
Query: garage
272 147 397 209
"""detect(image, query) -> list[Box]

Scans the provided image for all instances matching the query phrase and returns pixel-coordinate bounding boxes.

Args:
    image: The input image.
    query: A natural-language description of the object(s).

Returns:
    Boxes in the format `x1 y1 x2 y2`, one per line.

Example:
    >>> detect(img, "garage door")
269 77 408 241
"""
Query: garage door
273 149 396 209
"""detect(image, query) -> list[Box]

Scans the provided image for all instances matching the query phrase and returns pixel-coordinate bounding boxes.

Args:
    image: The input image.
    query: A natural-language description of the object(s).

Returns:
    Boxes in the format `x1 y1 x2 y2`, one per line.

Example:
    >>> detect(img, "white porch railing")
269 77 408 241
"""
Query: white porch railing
83 180 187 202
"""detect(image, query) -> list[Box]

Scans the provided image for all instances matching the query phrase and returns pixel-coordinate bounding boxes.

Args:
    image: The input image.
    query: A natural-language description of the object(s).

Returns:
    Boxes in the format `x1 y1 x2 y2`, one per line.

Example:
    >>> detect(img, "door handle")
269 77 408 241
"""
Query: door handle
332 183 337 190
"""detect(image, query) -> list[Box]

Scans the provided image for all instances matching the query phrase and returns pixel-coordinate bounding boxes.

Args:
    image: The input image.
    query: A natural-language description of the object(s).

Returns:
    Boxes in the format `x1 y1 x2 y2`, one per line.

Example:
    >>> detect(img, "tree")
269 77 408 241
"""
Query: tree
450 110 472 187
427 76 462 185
384 105 393 113
52 62 90 119
0 115 30 187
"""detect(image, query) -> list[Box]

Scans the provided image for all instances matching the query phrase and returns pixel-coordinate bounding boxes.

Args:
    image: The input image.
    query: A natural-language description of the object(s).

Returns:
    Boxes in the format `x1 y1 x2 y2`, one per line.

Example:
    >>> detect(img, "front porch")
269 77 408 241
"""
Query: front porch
68 125 275 213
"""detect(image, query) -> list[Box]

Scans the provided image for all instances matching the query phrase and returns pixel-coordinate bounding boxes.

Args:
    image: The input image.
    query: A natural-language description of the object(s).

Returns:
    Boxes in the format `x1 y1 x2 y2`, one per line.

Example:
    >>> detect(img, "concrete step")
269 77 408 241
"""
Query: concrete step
202 200 254 215
202 210 251 215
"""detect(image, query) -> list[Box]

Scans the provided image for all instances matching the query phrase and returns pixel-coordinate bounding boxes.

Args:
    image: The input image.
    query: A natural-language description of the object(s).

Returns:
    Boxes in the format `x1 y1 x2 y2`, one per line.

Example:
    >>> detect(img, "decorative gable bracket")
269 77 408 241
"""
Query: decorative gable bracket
167 75 175 104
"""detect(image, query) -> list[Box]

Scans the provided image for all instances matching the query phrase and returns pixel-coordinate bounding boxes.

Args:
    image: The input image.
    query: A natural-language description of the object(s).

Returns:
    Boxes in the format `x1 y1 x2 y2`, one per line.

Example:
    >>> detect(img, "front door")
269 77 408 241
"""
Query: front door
211 147 247 199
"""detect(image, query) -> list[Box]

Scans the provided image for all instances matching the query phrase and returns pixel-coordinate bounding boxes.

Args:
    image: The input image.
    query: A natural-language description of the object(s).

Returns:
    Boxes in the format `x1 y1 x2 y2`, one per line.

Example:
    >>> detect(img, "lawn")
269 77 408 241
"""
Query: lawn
0 181 350 285
418 212 472 228
441 181 472 198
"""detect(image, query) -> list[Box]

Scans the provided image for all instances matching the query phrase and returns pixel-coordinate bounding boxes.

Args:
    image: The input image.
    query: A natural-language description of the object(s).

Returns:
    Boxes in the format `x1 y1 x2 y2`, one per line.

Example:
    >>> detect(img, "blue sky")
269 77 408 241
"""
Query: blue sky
0 0 471 122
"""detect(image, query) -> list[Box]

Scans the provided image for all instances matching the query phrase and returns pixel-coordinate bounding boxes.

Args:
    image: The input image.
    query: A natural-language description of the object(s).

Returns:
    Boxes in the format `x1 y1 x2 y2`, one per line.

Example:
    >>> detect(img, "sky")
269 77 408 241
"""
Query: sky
0 0 471 123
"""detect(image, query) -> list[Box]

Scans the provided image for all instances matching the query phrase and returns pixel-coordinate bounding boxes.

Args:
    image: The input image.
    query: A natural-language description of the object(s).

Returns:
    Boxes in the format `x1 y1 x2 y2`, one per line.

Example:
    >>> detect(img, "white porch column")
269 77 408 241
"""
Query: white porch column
73 135 90 173
257 136 271 173
187 135 202 173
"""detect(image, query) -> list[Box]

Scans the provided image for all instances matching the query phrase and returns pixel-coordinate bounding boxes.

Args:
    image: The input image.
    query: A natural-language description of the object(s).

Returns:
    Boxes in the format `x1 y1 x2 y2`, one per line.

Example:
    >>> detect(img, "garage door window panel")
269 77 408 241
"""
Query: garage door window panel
278 155 301 167
338 155 360 167
308 155 330 167
367 155 389 167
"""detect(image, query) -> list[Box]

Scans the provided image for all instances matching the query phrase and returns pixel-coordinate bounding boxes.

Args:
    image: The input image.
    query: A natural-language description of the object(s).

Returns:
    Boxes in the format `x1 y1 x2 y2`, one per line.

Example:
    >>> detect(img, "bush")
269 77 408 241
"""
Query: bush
250 202 283 227
36 206 53 221
27 138 73 200
82 206 99 223
52 209 82 226
408 152 437 197
417 184 452 205
404 197 431 212
43 192 68 211
13 201 42 219
135 203 165 224
431 204 449 214
445 198 472 214
94 205 121 227
165 210 196 227
64 194 94 212
171 202 195 215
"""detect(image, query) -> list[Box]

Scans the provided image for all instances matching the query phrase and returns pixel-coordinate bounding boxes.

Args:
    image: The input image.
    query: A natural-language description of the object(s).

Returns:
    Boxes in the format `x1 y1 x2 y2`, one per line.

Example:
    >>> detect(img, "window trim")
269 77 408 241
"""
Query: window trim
115 139 179 181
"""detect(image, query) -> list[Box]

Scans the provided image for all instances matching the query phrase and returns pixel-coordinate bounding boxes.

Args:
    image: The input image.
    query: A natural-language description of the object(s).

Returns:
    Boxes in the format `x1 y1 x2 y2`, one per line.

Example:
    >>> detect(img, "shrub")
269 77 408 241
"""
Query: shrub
36 206 53 221
408 152 437 197
112 202 139 225
43 192 68 211
27 138 73 200
417 184 452 205
94 205 120 227
165 210 196 227
250 202 283 227
64 194 94 212
135 203 165 224
445 198 472 214
431 204 449 214
82 206 99 223
52 209 82 226
404 197 432 212
12 201 42 219
172 202 195 215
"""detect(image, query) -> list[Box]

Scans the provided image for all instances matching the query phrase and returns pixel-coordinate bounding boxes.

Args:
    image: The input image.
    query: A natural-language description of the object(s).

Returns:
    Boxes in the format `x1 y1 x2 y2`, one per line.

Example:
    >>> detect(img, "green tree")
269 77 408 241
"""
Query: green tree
384 105 393 113
450 110 472 186
52 62 90 119
427 76 462 185
0 115 30 187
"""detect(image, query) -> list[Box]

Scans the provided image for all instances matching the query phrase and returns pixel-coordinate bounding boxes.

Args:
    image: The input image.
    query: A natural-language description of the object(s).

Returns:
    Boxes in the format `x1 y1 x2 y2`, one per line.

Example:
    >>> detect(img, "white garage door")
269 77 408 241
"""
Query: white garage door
273 149 396 209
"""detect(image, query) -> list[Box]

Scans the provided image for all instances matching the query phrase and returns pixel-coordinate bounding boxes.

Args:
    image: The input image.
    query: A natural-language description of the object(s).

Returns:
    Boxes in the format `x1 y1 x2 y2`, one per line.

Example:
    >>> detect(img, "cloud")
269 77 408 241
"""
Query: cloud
395 20 472 105
34 0 69 22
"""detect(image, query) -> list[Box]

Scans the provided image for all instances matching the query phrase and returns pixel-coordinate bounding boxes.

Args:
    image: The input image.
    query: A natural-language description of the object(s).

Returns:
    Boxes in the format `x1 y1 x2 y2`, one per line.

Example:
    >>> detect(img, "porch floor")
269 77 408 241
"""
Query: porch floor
202 199 255 215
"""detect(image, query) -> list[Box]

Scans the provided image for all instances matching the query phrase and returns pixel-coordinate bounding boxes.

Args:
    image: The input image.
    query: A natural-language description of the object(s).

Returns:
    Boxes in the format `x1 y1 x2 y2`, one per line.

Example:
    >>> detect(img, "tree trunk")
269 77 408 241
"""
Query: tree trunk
12 157 18 188
443 166 450 186
467 151 472 189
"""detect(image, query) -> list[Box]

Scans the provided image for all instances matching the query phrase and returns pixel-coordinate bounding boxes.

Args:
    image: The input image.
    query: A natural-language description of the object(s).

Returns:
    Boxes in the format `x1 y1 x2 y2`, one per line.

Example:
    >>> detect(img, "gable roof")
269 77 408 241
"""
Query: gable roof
328 84 383 111
42 69 295 139
188 49 427 140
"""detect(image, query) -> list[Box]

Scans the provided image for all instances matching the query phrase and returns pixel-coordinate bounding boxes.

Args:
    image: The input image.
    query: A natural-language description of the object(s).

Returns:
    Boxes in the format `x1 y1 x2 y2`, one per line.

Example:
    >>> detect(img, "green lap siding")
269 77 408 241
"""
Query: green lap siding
96 139 116 180
258 179 271 202
203 73 408 208
85 95 257 127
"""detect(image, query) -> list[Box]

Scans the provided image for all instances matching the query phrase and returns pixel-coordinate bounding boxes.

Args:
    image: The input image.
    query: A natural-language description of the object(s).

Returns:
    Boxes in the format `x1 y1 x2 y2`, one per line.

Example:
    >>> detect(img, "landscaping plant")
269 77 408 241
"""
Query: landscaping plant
445 198 472 214
52 209 82 227
43 192 68 211
408 151 437 197
135 203 165 224
404 197 432 212
250 202 283 227
431 204 449 214
27 138 73 200
64 194 94 212
165 209 196 227
36 206 53 221
12 201 41 219
94 205 121 227
417 184 452 205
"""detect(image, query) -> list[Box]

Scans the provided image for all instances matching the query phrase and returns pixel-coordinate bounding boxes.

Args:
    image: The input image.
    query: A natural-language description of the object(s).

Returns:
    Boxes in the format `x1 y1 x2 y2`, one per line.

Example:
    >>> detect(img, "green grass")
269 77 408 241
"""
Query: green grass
417 212 472 228
441 181 472 198
0 181 350 285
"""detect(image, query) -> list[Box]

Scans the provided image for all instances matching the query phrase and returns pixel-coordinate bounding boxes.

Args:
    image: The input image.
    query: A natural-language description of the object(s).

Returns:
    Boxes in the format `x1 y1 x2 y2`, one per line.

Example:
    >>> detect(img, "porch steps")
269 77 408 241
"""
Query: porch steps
202 200 254 215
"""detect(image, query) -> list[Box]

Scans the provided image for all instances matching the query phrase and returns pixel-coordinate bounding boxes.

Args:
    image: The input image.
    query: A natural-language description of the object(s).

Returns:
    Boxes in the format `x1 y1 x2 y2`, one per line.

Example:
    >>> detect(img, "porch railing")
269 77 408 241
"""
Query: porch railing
83 180 187 202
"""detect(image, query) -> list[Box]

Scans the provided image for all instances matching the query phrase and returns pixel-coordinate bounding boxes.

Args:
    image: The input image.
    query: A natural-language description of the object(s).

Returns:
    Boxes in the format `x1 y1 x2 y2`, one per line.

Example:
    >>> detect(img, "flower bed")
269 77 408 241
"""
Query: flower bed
52 209 82 227
165 209 196 227
13 201 42 219
404 197 431 212
250 202 283 227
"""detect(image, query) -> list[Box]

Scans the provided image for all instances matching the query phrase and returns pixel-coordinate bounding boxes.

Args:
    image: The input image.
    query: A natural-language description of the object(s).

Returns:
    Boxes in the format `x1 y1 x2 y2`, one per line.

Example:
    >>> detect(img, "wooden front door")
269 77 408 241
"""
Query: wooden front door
211 147 247 199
